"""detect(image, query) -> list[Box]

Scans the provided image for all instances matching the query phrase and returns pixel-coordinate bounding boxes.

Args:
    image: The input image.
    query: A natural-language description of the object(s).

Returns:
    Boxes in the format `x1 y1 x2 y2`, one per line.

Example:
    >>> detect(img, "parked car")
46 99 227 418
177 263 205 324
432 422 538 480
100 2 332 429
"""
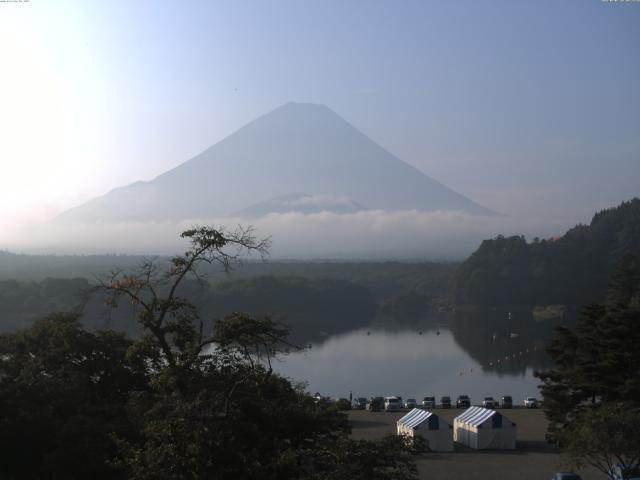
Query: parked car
501 395 513 408
482 396 497 408
440 396 452 408
404 398 417 409
352 397 367 410
384 396 402 411
367 397 383 411
524 396 538 408
421 396 436 408
609 464 640 480
551 472 582 480
456 395 471 408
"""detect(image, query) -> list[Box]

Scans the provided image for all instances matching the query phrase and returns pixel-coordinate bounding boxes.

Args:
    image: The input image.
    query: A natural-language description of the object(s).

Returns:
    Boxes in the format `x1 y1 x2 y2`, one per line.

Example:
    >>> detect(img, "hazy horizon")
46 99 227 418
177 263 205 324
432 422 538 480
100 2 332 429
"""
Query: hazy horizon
1 1 638 258
2 205 616 259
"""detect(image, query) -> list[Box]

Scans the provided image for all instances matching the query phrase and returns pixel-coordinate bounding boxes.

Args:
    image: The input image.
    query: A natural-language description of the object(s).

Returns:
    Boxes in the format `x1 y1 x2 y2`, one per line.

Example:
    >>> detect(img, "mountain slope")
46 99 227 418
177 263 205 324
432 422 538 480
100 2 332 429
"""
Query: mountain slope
57 102 494 222
235 192 367 217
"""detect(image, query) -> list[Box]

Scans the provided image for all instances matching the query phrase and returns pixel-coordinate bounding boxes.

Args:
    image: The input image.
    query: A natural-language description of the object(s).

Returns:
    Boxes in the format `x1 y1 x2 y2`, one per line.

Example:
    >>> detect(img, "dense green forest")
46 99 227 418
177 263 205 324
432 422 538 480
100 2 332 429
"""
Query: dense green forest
454 198 640 306
0 260 455 338
201 276 379 343
0 251 147 281
0 252 456 307
0 276 377 342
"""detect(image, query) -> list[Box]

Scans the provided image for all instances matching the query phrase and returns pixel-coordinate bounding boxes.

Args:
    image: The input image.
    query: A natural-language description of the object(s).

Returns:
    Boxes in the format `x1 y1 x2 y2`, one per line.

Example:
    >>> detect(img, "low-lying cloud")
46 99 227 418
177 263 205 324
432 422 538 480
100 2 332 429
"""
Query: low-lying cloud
4 210 574 260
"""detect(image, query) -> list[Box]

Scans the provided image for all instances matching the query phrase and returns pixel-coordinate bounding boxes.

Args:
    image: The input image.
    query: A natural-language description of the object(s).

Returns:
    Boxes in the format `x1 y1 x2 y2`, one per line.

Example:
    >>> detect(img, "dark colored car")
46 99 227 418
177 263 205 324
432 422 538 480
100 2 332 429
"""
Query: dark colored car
367 396 384 411
501 395 513 408
551 473 582 480
440 396 451 408
404 398 417 409
456 395 471 408
421 396 436 408
482 396 497 408
352 397 367 410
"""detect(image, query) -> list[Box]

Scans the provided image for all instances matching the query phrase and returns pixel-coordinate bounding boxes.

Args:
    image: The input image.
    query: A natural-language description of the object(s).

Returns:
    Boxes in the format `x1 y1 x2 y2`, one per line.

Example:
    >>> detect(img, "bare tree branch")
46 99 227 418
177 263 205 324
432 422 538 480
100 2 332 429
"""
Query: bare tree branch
89 225 270 371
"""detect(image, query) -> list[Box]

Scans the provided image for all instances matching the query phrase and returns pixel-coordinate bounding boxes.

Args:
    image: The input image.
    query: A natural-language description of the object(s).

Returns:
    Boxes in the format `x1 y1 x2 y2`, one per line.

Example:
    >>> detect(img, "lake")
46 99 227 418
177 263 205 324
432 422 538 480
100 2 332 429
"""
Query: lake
275 309 567 403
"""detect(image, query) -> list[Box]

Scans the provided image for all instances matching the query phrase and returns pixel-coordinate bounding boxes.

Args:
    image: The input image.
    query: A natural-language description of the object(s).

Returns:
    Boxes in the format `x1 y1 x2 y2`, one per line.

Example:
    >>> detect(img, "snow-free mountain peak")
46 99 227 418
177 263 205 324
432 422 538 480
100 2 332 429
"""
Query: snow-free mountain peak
57 102 495 222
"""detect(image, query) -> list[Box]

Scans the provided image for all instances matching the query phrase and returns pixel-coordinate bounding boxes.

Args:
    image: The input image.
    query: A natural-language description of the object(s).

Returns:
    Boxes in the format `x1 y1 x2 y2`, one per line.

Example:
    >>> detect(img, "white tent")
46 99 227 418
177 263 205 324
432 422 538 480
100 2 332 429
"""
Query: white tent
396 408 454 452
453 406 516 450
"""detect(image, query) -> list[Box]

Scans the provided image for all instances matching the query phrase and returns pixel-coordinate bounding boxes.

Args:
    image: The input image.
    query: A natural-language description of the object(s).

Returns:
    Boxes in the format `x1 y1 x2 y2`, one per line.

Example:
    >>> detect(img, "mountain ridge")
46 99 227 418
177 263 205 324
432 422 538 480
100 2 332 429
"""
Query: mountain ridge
57 102 496 222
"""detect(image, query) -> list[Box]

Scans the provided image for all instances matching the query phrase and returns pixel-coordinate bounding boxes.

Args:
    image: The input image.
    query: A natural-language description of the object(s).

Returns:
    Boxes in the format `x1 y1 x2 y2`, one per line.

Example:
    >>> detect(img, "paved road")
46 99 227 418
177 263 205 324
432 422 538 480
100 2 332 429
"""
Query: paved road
349 408 601 480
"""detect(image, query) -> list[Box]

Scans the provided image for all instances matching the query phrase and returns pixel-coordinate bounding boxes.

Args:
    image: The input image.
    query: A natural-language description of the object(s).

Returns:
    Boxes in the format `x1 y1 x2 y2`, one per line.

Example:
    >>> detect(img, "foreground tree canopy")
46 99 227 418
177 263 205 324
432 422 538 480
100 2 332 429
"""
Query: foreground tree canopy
0 227 420 480
536 252 640 477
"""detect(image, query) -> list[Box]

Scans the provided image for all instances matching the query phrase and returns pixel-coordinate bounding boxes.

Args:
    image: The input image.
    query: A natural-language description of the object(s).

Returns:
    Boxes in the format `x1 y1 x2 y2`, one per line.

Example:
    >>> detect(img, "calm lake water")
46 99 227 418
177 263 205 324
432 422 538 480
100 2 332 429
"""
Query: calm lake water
275 310 564 403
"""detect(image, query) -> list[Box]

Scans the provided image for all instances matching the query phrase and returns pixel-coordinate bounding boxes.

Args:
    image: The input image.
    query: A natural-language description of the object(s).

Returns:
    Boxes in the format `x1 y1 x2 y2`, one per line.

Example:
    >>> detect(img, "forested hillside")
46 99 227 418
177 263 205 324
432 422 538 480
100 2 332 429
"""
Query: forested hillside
454 198 640 306
0 276 378 343
203 276 378 342
0 258 455 337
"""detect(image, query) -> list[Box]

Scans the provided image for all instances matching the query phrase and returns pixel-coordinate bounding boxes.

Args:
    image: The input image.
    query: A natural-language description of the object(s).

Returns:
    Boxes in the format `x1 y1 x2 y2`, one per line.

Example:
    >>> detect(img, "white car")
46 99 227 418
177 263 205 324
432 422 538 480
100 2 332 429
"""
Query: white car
524 396 538 408
384 396 402 411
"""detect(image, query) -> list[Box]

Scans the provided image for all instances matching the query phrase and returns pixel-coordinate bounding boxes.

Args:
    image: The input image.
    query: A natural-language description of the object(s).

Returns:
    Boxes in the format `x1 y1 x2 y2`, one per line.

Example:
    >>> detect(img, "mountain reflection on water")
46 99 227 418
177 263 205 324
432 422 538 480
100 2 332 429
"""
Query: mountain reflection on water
275 308 574 401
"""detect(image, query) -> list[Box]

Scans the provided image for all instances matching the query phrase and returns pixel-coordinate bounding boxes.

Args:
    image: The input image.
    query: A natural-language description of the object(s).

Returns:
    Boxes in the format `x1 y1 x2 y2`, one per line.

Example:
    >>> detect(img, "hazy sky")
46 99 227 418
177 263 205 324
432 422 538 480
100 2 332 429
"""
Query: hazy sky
1 0 639 236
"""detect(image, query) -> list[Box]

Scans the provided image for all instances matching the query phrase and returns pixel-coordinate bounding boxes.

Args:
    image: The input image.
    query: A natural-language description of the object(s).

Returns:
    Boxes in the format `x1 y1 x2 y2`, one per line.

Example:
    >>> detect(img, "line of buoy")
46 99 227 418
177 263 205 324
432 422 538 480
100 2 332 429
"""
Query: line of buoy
362 326 540 377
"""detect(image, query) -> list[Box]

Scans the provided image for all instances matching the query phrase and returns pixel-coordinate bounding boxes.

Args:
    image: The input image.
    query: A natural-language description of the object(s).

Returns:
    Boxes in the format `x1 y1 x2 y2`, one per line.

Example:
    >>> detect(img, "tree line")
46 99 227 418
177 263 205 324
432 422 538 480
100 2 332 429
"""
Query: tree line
0 266 452 339
454 198 640 306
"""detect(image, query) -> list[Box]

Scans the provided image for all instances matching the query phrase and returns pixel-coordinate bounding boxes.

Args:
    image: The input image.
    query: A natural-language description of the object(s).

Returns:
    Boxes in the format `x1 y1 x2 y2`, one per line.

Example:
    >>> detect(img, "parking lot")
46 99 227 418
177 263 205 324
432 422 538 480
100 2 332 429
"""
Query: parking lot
349 408 601 480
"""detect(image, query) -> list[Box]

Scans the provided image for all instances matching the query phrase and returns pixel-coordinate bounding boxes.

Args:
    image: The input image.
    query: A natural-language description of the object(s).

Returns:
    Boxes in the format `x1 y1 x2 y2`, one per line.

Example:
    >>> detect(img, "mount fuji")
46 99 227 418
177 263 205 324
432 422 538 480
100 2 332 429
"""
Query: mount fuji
57 102 495 222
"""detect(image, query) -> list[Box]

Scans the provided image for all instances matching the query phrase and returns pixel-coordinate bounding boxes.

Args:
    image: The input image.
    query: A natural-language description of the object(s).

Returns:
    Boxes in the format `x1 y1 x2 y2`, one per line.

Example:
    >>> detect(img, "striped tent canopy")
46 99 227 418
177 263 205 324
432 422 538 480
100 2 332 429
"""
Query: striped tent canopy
455 406 502 427
453 406 516 449
397 408 435 429
397 408 453 452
